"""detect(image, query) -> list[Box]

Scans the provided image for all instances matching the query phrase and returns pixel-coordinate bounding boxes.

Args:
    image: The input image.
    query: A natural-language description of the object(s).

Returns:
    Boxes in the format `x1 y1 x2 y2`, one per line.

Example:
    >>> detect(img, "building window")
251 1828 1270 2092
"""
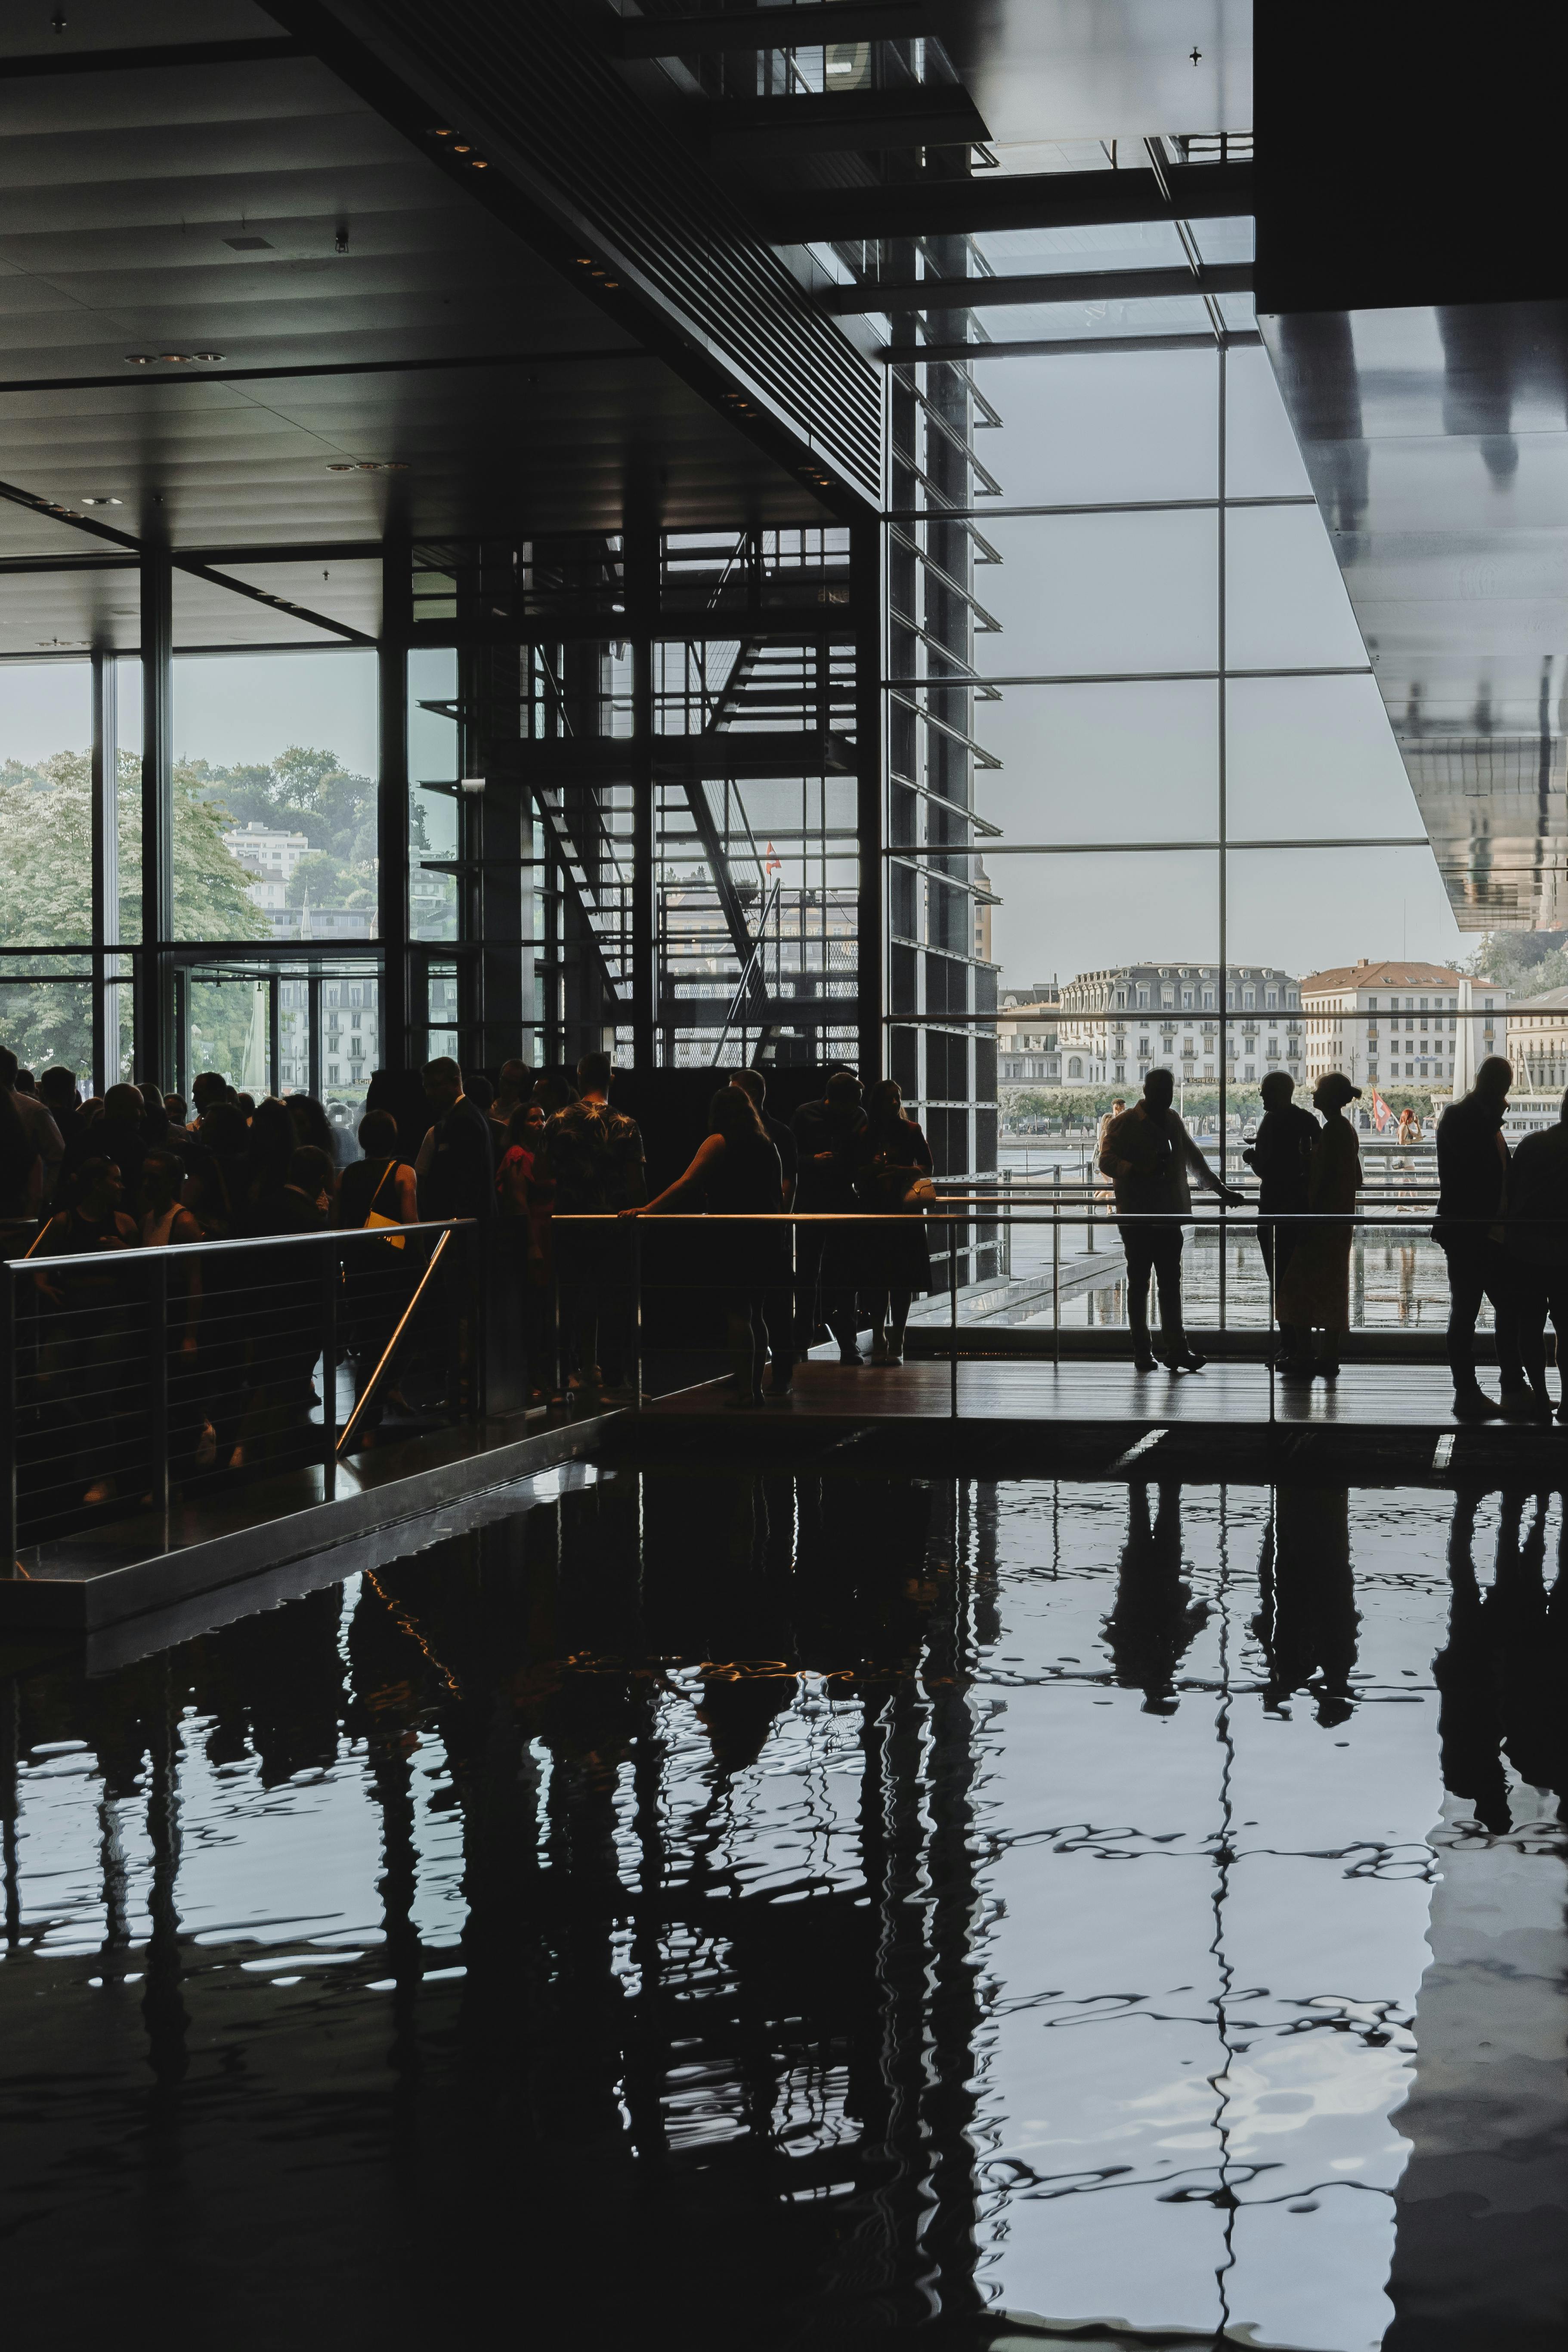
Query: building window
1068 1057 1082 1078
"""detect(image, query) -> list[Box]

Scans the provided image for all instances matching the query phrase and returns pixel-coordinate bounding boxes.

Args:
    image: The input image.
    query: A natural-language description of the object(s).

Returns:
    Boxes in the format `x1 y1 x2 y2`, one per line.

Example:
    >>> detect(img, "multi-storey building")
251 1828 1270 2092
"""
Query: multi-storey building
222 821 310 925
1299 960 1507 1091
999 983 1061 1086
1506 987 1568 1089
1054 963 1303 1089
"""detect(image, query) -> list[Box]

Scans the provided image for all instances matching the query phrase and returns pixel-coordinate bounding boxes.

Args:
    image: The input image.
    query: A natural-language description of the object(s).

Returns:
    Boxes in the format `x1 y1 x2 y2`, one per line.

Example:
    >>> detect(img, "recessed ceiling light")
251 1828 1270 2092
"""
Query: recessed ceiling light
224 236 272 251
325 459 409 473
80 495 123 506
430 126 452 137
453 143 471 153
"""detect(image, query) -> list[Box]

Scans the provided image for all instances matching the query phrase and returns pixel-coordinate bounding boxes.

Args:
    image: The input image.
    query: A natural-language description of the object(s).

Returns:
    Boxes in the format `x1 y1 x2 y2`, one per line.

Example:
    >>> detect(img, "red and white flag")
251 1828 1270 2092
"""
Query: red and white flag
1369 1085 1392 1133
764 842 781 874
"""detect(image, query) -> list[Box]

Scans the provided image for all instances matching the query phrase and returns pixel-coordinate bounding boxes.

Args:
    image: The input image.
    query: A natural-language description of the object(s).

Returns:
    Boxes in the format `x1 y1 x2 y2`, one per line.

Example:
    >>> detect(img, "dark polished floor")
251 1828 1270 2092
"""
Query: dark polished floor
644 1357 1551 1435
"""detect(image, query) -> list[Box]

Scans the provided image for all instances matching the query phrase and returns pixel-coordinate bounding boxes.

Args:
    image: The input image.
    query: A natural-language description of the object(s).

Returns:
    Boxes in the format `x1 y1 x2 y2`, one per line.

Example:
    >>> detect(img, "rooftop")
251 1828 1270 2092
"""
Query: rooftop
1300 960 1471 990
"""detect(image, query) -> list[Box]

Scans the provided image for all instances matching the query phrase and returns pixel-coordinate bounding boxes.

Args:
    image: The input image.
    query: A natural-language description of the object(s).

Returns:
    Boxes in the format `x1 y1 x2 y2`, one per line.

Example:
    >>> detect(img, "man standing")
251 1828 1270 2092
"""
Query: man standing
1434 1055 1526 1420
791 1068 866 1363
418 1057 496 1226
1243 1071 1320 1366
1096 1097 1126 1161
1100 1068 1242 1372
540 1050 646 1397
1498 1085 1568 1420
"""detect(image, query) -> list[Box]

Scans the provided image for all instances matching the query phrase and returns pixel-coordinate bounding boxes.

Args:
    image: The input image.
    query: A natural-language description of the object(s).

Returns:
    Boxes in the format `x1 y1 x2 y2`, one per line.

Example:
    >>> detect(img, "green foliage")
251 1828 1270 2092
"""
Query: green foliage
1466 929 1568 1000
183 743 377 913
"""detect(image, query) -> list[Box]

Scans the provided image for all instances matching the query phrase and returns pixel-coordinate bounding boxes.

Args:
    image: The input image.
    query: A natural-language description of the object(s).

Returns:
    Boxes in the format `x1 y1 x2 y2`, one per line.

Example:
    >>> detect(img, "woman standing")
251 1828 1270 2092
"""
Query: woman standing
624 1086 782 1407
336 1109 420 1444
1277 1072 1363 1377
854 1078 933 1364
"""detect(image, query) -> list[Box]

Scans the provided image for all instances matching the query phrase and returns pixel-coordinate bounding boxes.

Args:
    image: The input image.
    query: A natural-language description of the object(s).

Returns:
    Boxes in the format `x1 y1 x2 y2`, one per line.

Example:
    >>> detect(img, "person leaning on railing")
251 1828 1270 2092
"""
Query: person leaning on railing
336 1110 420 1444
1100 1069 1241 1374
622 1084 783 1408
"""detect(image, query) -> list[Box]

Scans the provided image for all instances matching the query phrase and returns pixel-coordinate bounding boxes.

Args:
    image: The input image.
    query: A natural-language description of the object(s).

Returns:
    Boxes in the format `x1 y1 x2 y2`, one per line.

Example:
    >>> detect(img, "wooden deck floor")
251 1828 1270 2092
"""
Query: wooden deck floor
640 1357 1559 1435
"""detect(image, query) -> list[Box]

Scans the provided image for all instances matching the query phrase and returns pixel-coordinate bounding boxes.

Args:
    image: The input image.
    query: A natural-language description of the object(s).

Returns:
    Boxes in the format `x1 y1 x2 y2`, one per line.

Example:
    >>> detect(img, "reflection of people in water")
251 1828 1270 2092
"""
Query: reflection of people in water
1103 1479 1209 1714
1253 1486 1359 1726
1434 1488 1567 1832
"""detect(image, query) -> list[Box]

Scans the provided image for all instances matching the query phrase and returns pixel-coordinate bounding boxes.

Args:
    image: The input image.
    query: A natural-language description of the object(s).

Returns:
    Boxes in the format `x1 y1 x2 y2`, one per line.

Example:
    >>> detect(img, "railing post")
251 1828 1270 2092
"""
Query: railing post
1052 1199 1061 1368
321 1237 338 1500
0 1267 15 1574
948 1215 958 1420
631 1216 643 1411
1268 1219 1276 1428
468 1221 484 1425
1002 1167 1012 1280
148 1254 170 1553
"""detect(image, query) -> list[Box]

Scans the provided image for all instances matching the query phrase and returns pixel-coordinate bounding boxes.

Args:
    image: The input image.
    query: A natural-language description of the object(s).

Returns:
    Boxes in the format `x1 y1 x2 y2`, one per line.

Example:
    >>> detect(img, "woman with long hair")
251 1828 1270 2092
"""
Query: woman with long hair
625 1085 783 1406
854 1077 933 1364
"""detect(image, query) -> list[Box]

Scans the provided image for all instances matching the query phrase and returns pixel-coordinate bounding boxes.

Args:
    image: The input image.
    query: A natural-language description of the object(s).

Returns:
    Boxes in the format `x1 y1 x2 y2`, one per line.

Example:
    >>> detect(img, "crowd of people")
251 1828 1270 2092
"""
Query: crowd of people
8 1035 1566 1510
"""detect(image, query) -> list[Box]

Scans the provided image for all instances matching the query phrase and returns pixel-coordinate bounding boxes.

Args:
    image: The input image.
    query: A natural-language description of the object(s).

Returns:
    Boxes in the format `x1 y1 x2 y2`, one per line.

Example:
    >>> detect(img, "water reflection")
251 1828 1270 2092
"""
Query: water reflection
0 1470 1562 2347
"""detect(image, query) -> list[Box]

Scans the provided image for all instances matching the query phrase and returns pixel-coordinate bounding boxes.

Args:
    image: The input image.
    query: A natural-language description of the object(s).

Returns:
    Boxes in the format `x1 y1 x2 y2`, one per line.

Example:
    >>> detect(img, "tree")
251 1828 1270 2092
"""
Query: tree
0 747 267 1080
1466 928 1568 1002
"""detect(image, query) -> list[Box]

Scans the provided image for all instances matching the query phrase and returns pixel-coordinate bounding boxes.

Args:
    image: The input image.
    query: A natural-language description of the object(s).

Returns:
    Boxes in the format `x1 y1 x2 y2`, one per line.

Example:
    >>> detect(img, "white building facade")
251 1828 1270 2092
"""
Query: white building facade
1299 960 1507 1092
1506 987 1568 1090
222 820 310 920
999 983 1061 1085
1053 962 1302 1089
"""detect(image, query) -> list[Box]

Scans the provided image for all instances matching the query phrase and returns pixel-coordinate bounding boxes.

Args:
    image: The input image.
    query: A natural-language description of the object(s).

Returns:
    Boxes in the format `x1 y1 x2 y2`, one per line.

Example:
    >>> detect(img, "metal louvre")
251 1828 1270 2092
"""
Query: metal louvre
285 0 882 502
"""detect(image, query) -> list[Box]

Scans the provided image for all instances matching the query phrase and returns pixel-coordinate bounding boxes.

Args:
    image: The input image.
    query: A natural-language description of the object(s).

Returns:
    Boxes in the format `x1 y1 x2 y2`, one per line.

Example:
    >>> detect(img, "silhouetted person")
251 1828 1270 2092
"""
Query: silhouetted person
1435 1055 1526 1419
0 1043 63 1197
491 1056 532 1137
1103 1480 1208 1712
1243 1069 1319 1368
1277 1072 1363 1379
1434 1488 1566 1834
236 1143 335 1471
1100 1068 1240 1372
853 1077 933 1365
1500 1084 1568 1421
138 1148 206 1470
792 1068 867 1363
540 1050 645 1399
337 1110 420 1444
496 1099 552 1404
31 1153 141 1506
60 1079 146 1204
1253 1486 1358 1724
629 1086 782 1406
416 1057 496 1226
0 1083 38 1221
37 1066 84 1152
730 1068 797 1391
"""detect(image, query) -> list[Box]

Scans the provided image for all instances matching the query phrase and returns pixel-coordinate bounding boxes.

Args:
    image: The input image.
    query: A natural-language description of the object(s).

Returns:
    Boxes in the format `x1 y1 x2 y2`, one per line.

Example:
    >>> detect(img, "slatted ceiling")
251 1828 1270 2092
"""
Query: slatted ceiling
313 0 884 502
0 0 277 56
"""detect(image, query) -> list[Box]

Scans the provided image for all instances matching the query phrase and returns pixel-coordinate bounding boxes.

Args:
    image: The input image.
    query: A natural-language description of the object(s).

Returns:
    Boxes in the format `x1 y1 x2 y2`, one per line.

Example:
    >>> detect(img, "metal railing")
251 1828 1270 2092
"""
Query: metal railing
588 1198 1542 1417
1 1218 482 1570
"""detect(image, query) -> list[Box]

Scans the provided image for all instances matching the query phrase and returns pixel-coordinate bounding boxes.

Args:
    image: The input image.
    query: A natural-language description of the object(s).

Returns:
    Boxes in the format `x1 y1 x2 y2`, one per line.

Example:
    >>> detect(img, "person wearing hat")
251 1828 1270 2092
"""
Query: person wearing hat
1277 1071 1363 1378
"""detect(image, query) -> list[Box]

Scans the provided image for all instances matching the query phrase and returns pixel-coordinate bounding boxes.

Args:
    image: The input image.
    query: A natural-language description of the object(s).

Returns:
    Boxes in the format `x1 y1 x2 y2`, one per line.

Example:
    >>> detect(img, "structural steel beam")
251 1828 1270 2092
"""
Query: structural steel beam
818 263 1252 315
753 162 1254 244
616 3 929 55
706 84 989 159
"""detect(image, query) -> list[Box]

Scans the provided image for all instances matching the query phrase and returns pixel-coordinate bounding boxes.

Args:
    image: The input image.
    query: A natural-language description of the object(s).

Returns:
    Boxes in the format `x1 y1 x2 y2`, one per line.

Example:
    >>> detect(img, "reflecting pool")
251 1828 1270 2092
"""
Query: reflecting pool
1 1470 1563 2349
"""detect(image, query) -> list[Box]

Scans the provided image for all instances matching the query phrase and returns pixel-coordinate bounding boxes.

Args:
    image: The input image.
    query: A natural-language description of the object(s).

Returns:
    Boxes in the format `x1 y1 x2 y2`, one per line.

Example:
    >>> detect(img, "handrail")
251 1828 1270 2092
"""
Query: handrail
4 1217 474 1277
337 1228 453 1457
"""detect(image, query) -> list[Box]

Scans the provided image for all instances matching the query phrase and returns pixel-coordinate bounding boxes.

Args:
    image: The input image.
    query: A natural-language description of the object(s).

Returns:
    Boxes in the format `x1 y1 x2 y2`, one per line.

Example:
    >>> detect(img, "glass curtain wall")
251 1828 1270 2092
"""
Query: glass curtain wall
865 201 1463 1334
0 641 381 1112
418 528 870 1080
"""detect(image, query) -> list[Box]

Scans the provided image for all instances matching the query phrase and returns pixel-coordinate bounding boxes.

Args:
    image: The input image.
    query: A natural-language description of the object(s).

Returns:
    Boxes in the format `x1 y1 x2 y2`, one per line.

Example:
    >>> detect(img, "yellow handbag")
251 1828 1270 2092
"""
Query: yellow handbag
363 1160 405 1250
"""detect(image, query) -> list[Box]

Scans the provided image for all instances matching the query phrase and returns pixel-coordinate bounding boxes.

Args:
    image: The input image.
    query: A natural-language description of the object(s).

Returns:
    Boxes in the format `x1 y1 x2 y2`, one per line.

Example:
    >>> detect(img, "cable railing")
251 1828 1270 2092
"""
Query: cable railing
563 1198 1539 1414
0 1219 483 1569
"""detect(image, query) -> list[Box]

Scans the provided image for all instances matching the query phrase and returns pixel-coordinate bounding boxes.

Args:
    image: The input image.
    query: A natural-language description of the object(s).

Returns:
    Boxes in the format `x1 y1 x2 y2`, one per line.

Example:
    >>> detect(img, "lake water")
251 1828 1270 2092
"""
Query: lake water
1 1466 1562 2347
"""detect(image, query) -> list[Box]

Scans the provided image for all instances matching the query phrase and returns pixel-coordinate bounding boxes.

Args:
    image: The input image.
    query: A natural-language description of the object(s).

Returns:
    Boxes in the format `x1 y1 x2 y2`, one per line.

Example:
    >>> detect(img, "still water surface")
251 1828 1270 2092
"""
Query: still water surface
1 1470 1562 2348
